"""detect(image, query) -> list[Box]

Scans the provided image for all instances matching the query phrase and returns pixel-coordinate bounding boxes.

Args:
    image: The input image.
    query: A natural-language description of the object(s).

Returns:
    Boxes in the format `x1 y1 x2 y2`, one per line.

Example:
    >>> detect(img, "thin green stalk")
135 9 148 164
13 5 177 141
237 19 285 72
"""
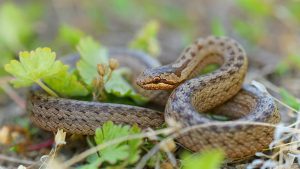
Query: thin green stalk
36 80 58 97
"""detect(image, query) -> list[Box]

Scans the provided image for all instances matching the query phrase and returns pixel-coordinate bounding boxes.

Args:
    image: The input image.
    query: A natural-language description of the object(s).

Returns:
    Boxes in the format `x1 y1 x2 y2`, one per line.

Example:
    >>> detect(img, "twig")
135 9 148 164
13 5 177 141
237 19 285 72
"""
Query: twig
135 121 279 169
61 120 281 168
0 83 26 110
62 127 177 168
0 76 14 84
135 140 162 169
0 154 35 165
260 78 300 102
259 78 300 113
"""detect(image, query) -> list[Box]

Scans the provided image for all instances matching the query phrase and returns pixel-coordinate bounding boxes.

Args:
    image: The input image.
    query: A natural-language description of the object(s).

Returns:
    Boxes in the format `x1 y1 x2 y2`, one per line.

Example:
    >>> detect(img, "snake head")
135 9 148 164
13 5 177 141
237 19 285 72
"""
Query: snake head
136 65 179 90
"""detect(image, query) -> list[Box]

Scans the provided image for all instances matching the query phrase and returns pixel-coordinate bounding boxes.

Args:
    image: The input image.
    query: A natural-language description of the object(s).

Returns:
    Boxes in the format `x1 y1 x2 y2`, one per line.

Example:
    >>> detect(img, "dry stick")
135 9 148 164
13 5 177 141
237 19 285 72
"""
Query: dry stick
0 154 35 165
0 76 14 84
134 121 280 169
273 96 299 113
0 83 26 110
260 78 300 102
272 140 300 150
165 147 177 167
61 127 177 168
285 112 300 166
135 137 183 169
154 155 160 169
63 121 281 168
0 76 26 110
41 144 61 169
259 79 299 113
259 78 300 128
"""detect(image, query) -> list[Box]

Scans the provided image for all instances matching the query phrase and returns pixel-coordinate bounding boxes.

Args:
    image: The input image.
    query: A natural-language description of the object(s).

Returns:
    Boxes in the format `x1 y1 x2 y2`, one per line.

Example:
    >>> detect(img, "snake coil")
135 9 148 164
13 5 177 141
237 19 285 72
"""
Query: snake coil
29 36 280 160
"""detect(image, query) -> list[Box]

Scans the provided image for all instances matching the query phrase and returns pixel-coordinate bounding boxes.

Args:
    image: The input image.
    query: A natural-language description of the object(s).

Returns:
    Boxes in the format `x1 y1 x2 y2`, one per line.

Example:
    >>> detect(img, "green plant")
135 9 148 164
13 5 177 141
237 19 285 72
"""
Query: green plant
79 121 142 168
0 3 38 77
58 24 86 48
129 20 161 57
275 55 300 76
181 149 224 169
211 18 226 36
5 35 148 105
236 0 272 17
4 47 89 97
280 89 300 111
0 3 33 52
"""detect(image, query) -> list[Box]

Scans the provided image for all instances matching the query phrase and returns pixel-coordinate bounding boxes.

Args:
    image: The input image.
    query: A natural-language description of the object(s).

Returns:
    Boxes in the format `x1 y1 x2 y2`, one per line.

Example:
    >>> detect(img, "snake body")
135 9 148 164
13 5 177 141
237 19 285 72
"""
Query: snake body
28 36 280 160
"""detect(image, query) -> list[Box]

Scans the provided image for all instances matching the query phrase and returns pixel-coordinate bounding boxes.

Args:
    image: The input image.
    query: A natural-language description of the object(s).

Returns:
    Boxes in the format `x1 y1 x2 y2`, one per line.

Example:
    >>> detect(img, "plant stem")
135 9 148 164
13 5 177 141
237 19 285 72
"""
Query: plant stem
36 80 58 97
0 83 26 109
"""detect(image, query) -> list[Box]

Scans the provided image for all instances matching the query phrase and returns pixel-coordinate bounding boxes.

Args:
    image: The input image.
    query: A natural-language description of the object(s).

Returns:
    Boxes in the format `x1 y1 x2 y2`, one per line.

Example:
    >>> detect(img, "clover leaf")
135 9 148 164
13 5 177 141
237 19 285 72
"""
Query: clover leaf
5 48 65 91
93 121 142 165
76 37 109 85
5 47 89 97
76 37 148 104
44 68 88 98
104 68 148 104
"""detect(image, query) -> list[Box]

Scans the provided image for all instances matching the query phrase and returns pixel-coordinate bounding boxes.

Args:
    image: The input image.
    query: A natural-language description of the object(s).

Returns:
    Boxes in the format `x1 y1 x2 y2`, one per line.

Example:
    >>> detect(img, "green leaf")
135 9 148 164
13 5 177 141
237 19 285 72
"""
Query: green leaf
147 151 163 167
93 121 142 165
200 64 219 75
141 1 194 34
0 3 33 52
4 47 86 97
181 149 224 169
44 68 89 98
126 125 142 164
236 0 272 17
76 37 147 104
275 55 300 76
5 47 65 88
129 20 161 57
211 18 225 36
100 144 129 164
0 47 13 76
287 1 300 21
76 37 109 85
275 61 289 76
58 24 85 47
104 68 148 104
233 20 264 43
110 0 137 17
280 89 300 111
288 55 300 69
76 157 102 169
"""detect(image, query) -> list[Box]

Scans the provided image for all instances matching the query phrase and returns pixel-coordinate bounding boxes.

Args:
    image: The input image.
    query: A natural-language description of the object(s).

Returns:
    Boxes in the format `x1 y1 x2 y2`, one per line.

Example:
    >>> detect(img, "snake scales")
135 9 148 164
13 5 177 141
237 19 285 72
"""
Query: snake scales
28 36 280 160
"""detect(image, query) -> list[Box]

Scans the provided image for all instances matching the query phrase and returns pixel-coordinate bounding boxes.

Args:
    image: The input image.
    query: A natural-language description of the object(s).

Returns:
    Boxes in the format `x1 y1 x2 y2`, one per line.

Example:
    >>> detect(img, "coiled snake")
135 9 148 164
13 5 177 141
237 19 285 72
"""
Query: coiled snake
28 36 280 160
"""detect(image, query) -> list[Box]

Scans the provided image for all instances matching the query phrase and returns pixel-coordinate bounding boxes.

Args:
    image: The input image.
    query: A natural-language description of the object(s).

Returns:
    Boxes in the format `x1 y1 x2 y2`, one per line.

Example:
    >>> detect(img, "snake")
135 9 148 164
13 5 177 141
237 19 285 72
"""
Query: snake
28 36 280 160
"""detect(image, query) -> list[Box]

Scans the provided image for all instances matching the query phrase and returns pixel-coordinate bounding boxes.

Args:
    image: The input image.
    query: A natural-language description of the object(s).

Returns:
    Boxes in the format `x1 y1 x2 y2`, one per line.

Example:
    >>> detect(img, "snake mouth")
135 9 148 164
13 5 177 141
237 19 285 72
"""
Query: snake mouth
136 77 176 90
140 82 174 90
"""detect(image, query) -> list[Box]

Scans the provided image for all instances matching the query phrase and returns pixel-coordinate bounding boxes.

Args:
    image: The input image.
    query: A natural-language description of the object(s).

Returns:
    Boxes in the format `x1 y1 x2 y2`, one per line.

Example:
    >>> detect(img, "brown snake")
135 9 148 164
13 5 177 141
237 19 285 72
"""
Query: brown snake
28 36 280 160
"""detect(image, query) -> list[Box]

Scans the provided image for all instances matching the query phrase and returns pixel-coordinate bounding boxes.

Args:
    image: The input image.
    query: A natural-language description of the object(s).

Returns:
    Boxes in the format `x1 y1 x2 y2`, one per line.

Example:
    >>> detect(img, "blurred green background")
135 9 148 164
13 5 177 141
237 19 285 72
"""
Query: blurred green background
1 1 300 168
1 0 300 94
